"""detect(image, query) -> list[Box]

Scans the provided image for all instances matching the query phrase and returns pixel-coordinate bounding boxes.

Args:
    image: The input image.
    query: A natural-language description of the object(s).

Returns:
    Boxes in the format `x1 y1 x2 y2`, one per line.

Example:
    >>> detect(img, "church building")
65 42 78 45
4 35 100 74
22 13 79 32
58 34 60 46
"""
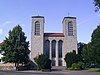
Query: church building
31 16 77 66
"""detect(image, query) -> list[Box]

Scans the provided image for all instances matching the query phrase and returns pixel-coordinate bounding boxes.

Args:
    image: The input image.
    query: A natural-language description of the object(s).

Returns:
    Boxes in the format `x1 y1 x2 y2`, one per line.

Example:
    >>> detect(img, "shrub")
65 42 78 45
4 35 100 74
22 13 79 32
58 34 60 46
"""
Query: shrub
34 54 51 70
71 62 85 70
64 50 82 68
78 62 85 70
71 63 80 70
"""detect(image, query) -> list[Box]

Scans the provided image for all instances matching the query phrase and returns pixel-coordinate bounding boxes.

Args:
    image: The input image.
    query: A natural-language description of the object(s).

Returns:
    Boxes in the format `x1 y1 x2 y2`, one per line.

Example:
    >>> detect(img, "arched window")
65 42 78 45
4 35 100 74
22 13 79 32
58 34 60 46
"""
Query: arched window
44 40 50 58
51 40 56 58
35 21 40 35
58 40 63 58
68 21 73 36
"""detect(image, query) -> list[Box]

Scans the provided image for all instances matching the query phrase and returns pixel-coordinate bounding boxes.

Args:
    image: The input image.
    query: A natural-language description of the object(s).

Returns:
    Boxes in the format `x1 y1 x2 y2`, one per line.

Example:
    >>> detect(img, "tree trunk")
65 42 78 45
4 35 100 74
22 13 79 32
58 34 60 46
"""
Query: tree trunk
15 62 19 71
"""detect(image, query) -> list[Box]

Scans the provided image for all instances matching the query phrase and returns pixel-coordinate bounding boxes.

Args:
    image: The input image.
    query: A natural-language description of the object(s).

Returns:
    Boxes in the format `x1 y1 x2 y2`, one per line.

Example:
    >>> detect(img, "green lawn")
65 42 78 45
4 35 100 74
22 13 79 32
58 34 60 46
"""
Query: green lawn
88 68 100 72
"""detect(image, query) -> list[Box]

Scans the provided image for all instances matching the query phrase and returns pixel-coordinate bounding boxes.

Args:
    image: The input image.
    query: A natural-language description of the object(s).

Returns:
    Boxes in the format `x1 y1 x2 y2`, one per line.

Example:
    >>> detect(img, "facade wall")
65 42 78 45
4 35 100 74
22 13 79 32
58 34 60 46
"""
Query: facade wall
31 16 77 66
44 36 65 66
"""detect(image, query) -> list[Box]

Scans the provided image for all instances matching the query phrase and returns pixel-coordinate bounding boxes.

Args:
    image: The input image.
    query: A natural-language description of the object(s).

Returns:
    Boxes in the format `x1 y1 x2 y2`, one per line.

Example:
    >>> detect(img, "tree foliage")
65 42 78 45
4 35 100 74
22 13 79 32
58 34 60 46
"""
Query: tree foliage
34 54 51 70
71 62 85 70
83 43 95 64
91 25 100 64
1 25 30 67
78 42 86 55
64 51 82 68
77 42 87 63
94 0 100 11
83 25 100 65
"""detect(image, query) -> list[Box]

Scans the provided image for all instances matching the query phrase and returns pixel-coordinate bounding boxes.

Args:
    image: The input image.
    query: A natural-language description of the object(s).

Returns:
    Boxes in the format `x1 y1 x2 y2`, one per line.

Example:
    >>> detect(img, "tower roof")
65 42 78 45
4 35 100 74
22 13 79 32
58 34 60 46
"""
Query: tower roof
64 17 76 19
32 16 44 18
62 16 76 23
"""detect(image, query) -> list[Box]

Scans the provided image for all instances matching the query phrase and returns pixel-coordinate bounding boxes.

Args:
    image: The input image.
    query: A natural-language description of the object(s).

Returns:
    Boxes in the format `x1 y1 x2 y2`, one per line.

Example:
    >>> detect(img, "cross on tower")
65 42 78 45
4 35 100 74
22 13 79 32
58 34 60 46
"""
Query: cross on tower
68 12 70 17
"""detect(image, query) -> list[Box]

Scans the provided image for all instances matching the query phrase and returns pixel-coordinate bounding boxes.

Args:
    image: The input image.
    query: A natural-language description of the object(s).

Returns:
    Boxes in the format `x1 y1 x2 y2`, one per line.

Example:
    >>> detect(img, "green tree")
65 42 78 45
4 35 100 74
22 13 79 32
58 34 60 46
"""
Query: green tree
91 25 100 65
78 42 86 55
1 25 30 69
34 54 51 70
94 0 100 11
64 51 82 68
83 25 100 65
71 62 85 70
78 42 87 62
83 43 95 65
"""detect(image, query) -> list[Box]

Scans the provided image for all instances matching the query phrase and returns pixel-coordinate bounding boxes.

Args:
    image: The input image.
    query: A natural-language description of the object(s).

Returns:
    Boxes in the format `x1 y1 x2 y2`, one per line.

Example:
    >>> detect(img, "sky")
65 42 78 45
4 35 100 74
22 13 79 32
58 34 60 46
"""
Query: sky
0 0 100 45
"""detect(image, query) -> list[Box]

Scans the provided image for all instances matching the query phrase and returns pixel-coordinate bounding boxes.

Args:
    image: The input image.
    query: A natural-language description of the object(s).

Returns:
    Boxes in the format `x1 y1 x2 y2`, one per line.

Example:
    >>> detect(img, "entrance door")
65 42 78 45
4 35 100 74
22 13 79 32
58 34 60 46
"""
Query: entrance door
52 60 56 66
58 60 62 66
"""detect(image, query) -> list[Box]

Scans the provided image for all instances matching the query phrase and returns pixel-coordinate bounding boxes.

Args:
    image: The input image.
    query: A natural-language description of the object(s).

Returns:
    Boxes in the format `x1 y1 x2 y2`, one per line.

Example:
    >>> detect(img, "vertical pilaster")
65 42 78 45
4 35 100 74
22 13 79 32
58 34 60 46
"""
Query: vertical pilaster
50 40 52 60
56 41 58 66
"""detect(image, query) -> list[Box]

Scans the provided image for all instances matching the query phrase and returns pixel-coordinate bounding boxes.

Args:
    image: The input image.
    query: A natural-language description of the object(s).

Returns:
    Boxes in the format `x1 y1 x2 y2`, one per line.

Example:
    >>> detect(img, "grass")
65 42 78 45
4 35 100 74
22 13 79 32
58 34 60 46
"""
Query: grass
88 68 100 72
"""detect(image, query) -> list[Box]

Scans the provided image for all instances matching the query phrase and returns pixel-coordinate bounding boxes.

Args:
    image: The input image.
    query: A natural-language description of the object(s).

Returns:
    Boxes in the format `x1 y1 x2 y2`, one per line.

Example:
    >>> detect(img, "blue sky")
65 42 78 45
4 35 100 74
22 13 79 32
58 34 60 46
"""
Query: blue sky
0 0 100 44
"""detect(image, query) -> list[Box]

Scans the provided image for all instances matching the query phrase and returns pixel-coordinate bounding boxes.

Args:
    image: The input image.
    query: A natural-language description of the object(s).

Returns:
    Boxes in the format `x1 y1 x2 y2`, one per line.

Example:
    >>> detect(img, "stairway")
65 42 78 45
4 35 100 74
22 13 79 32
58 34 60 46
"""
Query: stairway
51 66 66 71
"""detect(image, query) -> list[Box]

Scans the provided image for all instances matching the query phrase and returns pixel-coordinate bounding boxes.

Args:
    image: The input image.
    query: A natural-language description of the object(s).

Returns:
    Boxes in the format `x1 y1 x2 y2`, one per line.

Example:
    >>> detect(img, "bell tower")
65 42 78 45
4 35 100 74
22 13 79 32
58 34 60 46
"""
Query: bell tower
62 17 77 54
31 16 45 60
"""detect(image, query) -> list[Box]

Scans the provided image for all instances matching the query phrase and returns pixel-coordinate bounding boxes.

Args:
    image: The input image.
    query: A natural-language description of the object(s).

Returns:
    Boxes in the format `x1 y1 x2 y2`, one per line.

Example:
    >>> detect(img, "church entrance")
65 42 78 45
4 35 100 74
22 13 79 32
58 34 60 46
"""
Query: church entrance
58 59 62 66
52 59 56 66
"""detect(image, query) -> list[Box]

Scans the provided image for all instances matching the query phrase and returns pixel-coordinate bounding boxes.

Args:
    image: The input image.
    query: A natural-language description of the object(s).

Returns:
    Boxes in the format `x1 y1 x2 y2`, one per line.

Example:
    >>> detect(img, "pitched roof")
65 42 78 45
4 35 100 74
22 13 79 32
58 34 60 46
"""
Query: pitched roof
44 33 64 37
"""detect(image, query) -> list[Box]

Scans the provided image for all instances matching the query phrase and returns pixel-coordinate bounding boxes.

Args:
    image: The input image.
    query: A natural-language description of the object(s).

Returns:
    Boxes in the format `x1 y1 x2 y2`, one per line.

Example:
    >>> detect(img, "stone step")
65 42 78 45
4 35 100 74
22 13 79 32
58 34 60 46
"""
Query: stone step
51 66 66 71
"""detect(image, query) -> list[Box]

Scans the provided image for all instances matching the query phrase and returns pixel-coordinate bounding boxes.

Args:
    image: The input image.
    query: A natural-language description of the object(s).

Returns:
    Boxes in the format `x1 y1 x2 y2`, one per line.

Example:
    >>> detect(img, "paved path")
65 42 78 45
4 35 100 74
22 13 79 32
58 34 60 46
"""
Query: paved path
0 70 100 75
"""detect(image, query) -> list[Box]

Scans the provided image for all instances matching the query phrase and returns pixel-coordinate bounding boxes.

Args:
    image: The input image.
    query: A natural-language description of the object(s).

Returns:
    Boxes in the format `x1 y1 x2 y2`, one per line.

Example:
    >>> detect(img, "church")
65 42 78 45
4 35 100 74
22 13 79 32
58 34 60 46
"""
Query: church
31 16 77 66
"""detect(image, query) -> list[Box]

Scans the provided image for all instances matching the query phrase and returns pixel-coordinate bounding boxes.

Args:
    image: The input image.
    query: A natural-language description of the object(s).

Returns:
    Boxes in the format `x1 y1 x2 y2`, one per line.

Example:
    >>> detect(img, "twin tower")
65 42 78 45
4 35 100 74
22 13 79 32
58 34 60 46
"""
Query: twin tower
31 16 77 66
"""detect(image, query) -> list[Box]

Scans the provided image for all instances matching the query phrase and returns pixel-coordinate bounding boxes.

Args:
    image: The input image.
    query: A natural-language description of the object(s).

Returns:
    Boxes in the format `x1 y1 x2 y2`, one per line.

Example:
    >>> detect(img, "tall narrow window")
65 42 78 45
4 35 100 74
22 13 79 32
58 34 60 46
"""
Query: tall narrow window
58 40 63 58
51 40 56 58
68 21 73 36
44 40 50 58
35 21 40 35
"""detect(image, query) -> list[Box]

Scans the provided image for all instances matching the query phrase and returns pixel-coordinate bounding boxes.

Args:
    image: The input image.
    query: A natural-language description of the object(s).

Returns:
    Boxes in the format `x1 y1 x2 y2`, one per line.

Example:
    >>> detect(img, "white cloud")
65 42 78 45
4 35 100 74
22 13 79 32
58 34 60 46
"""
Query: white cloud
21 24 26 27
77 17 94 26
0 28 3 35
97 14 100 17
77 19 90 26
0 21 12 27
2 21 12 26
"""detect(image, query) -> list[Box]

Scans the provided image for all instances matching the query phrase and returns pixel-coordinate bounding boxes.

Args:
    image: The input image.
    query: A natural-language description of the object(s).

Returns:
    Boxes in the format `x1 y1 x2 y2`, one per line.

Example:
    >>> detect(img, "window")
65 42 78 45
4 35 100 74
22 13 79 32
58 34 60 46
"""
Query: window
68 21 73 36
44 40 50 58
35 21 40 35
51 40 56 58
58 40 63 58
